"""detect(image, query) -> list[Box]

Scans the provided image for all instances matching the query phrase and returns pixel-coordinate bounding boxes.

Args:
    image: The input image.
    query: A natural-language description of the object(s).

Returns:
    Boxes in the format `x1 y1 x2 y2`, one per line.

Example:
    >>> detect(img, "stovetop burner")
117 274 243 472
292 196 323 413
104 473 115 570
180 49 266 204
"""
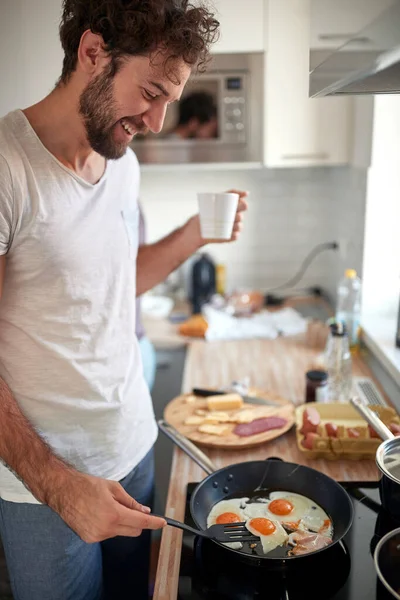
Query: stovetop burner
177 481 400 600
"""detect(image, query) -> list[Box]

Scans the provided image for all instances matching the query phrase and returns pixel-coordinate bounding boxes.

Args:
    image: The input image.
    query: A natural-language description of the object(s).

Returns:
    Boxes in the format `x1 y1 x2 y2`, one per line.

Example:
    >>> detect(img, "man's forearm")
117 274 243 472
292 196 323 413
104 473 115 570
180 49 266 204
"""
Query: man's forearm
0 376 74 504
136 216 203 296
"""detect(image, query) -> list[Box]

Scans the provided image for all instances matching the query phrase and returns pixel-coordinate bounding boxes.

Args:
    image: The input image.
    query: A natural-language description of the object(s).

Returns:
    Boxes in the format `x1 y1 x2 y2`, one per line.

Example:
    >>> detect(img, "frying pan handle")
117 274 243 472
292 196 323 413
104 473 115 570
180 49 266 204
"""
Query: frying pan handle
350 397 394 441
158 419 217 475
152 514 206 537
277 582 290 600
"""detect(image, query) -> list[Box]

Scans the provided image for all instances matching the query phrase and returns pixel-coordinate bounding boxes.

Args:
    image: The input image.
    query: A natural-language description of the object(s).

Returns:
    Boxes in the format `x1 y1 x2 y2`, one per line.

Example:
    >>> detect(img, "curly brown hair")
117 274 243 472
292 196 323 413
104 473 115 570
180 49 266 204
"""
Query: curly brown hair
58 0 220 84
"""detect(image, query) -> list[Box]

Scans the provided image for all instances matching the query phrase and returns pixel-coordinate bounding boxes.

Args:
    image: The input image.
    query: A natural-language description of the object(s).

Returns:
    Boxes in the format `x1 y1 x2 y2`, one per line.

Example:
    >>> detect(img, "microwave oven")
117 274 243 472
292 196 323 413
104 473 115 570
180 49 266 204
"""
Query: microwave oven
130 53 263 165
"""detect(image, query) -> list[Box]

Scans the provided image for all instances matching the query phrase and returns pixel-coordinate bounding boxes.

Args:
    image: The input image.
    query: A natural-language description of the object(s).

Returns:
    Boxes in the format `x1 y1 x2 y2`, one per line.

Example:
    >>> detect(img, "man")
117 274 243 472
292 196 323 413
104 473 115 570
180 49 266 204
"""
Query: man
167 90 218 139
0 1 248 599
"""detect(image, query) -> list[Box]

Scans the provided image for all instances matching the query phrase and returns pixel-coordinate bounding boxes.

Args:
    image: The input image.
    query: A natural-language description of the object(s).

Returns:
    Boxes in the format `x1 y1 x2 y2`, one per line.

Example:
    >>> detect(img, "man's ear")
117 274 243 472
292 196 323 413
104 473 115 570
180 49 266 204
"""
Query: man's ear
77 30 109 77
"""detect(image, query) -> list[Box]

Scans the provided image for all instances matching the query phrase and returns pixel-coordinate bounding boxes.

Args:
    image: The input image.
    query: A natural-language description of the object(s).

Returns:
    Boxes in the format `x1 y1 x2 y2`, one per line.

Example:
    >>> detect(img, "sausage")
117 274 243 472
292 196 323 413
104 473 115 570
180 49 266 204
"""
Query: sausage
368 425 381 439
347 427 360 438
390 422 400 436
325 422 338 438
301 432 319 450
300 407 321 435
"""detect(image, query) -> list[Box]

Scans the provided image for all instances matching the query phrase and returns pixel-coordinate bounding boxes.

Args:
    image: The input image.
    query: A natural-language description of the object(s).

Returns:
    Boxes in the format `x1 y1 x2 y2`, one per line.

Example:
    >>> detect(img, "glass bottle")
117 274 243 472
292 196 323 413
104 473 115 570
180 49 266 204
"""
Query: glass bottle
324 322 353 403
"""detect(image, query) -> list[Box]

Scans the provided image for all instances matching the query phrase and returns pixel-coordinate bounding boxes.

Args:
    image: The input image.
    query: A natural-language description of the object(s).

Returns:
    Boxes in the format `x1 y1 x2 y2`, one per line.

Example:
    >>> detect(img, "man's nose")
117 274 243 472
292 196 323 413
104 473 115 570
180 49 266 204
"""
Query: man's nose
142 103 168 134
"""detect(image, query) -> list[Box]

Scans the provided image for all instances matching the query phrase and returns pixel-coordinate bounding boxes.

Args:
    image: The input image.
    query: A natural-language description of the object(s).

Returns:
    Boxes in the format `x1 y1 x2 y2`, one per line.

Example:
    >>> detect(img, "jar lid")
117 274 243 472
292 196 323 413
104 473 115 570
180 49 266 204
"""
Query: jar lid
306 370 328 383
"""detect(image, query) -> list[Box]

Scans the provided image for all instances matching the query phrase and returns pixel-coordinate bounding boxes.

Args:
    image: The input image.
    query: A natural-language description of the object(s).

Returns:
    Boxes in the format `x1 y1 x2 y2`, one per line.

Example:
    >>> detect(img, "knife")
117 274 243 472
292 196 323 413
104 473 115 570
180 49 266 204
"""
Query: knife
192 387 281 407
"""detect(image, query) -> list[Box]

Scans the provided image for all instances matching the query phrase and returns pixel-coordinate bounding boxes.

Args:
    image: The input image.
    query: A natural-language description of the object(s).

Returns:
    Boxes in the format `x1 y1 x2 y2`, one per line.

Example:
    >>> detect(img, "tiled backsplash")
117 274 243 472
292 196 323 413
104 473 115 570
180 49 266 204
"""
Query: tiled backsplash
140 166 367 307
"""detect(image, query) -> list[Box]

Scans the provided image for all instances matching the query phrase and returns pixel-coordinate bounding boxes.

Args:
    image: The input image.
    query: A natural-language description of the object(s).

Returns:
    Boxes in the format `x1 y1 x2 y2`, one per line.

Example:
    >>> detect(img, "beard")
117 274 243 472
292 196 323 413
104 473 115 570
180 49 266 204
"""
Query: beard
79 67 147 160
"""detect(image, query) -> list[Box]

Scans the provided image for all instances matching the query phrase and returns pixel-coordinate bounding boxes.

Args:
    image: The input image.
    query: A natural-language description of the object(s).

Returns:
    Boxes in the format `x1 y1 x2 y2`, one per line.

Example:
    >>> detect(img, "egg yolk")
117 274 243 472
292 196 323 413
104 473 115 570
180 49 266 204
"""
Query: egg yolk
216 512 241 524
268 499 294 516
250 518 276 536
319 519 331 532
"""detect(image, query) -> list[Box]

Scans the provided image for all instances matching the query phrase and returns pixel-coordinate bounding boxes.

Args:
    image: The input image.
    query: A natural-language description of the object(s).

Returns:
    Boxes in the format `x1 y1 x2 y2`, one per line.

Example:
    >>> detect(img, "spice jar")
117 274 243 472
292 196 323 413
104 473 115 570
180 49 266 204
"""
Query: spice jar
305 370 328 403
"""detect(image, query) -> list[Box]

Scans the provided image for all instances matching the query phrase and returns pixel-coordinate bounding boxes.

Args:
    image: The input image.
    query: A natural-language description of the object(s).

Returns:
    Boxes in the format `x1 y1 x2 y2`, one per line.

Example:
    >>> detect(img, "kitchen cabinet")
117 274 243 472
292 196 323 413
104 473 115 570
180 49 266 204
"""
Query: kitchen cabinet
201 0 265 54
263 0 353 167
310 0 395 51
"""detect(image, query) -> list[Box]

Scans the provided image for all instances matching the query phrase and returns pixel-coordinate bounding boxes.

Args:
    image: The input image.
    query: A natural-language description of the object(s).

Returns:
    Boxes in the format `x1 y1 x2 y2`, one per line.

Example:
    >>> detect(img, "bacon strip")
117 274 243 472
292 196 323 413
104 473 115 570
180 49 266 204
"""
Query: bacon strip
288 530 332 555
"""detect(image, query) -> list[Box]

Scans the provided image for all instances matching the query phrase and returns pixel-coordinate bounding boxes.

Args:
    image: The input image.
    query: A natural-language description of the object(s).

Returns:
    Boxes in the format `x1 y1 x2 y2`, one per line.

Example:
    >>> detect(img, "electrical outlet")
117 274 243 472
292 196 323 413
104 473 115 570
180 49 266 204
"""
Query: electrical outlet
338 239 349 261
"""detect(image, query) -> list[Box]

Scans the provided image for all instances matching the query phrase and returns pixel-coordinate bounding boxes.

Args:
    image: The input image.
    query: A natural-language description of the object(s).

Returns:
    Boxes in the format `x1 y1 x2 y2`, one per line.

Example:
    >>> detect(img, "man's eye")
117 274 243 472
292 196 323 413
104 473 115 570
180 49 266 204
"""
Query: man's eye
144 90 157 100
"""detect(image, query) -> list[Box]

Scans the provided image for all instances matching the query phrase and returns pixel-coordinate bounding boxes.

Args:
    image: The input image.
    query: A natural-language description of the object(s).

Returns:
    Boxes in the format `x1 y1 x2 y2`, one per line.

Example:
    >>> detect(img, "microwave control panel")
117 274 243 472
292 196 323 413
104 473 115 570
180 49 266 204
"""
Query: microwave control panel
222 75 247 143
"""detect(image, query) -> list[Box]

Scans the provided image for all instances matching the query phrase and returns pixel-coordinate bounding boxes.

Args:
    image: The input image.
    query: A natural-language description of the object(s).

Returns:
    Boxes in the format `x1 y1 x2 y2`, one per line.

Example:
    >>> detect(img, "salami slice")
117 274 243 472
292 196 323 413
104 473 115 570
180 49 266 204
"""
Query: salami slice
233 416 288 437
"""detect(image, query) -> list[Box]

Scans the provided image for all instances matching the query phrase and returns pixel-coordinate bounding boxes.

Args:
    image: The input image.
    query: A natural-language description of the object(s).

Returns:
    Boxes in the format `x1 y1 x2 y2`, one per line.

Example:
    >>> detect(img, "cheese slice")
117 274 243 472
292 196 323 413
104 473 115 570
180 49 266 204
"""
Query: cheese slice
204 411 230 423
232 409 258 423
198 423 230 436
195 409 207 417
185 394 197 404
206 393 243 412
184 415 205 425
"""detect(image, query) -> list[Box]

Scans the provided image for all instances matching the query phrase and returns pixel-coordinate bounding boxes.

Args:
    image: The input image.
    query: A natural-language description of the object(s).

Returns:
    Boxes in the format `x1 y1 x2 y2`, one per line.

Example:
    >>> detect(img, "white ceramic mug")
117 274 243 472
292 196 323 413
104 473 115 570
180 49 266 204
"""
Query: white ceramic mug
197 192 239 240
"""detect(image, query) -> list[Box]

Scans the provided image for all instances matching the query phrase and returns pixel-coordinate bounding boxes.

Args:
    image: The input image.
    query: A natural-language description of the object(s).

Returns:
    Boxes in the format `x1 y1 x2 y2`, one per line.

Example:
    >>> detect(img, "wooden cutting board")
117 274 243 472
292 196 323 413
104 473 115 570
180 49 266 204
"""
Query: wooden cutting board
163 388 295 449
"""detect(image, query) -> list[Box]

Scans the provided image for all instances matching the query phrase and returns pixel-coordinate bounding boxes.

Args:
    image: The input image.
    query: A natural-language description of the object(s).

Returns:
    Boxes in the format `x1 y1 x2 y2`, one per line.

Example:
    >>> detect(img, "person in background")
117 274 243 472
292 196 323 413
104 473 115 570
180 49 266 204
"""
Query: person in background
167 90 218 140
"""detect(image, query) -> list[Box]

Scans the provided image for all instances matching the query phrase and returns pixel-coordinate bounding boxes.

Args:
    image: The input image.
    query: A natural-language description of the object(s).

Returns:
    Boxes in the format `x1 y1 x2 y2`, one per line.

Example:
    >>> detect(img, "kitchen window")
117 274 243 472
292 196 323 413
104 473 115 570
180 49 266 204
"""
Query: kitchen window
361 96 400 386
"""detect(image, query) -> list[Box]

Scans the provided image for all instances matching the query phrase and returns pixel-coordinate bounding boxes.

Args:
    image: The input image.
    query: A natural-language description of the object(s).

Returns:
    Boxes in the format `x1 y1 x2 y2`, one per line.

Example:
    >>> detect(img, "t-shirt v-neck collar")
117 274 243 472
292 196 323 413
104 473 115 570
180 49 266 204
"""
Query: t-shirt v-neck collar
15 109 110 188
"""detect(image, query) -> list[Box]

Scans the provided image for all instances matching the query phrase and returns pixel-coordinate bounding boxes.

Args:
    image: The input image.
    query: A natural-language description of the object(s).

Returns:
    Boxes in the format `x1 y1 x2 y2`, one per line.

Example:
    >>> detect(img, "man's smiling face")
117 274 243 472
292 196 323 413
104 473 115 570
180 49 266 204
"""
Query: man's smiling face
79 52 191 160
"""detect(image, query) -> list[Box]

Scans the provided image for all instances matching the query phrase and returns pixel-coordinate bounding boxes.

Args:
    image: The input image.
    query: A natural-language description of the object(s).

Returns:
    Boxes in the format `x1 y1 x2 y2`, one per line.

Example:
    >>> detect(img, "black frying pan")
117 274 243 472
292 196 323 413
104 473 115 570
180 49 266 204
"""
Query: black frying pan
158 419 354 568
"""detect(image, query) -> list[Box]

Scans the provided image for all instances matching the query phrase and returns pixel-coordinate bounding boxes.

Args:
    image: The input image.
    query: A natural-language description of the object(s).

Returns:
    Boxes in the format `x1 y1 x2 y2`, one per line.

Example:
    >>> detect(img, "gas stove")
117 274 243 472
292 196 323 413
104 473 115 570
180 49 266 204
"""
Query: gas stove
177 481 397 600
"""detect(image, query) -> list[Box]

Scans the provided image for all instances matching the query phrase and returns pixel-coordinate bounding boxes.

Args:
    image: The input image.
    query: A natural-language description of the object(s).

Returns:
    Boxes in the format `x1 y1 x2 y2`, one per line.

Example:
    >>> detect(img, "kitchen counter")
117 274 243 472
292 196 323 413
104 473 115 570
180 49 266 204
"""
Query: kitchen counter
143 295 333 350
153 318 386 600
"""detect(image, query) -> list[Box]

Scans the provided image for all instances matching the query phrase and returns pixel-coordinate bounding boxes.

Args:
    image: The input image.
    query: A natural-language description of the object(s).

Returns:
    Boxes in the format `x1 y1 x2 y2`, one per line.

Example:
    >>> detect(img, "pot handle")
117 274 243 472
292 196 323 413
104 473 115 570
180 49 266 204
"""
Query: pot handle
158 419 217 475
350 397 394 441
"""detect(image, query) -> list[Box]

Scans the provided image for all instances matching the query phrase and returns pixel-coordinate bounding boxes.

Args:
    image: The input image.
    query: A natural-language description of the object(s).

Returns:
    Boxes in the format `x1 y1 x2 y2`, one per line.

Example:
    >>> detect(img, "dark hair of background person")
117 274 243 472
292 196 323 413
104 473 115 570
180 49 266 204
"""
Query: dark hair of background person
58 0 220 85
177 91 217 126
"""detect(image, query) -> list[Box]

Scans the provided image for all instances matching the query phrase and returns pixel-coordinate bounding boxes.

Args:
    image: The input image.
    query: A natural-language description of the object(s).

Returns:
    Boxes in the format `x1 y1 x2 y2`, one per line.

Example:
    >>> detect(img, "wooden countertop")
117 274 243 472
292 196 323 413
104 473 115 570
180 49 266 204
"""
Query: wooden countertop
143 295 333 350
153 318 386 600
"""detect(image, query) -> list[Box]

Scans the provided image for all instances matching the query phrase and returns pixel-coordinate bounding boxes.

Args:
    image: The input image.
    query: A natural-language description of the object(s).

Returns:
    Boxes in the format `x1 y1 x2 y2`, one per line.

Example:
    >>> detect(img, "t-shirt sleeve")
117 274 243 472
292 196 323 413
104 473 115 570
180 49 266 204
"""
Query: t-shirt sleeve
0 154 14 256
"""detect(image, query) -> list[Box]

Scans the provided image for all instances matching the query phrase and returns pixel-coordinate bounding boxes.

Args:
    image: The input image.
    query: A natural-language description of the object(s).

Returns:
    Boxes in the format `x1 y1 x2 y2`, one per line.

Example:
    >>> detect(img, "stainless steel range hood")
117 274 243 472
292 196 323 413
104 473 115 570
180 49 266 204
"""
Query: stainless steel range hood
310 1 400 97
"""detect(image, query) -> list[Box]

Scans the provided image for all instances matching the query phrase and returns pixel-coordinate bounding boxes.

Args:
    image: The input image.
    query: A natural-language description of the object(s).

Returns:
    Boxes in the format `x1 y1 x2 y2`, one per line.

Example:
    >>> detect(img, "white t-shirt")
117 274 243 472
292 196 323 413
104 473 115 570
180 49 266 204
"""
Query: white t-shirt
0 110 157 503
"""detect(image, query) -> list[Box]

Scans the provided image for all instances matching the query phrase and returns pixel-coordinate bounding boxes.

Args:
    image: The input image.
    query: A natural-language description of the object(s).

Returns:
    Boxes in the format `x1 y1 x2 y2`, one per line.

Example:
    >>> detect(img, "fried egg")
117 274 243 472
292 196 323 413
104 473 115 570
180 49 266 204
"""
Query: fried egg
264 491 314 528
206 498 248 527
243 502 269 519
207 498 248 550
245 517 288 554
266 491 332 536
300 504 332 536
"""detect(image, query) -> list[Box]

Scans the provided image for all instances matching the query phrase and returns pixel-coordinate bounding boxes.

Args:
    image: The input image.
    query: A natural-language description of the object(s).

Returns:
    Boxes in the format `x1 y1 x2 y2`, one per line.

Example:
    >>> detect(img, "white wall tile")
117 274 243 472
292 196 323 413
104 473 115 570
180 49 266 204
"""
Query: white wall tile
140 166 367 305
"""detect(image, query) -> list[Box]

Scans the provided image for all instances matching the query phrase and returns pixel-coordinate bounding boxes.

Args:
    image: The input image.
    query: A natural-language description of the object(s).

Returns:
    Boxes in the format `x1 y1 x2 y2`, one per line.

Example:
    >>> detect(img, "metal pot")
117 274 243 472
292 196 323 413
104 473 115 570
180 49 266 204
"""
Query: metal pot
350 397 400 520
374 527 400 599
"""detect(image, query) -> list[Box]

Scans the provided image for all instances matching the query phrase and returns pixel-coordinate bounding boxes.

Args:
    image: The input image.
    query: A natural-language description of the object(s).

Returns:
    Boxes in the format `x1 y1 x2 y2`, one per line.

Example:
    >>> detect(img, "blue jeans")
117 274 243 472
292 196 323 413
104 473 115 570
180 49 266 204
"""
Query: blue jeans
138 336 157 392
0 448 155 600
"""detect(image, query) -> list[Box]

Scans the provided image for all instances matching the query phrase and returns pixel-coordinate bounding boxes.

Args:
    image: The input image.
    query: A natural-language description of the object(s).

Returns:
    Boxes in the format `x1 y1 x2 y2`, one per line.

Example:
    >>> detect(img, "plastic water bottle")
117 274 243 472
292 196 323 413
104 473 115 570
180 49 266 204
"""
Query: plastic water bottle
325 322 353 403
336 269 362 349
